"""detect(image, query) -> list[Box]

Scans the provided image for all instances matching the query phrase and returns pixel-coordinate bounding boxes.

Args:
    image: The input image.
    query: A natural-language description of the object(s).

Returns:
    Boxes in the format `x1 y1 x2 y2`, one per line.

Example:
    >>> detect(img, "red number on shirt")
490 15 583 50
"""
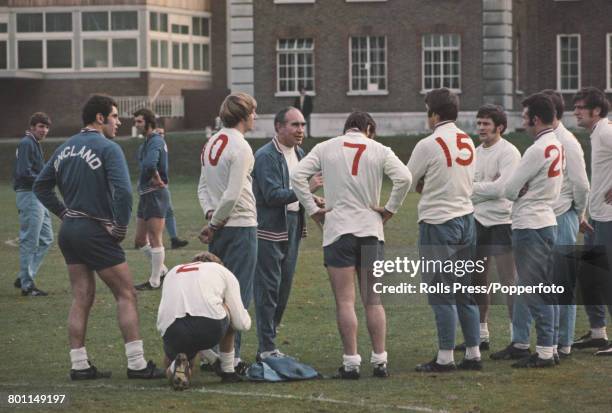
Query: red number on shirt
176 263 200 274
343 142 367 176
545 145 562 178
435 134 474 167
208 134 229 166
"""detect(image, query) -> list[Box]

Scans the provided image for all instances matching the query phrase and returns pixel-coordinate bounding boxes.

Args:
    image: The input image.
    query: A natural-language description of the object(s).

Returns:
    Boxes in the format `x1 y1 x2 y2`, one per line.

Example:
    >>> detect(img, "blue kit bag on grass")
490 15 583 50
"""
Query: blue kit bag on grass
246 355 320 382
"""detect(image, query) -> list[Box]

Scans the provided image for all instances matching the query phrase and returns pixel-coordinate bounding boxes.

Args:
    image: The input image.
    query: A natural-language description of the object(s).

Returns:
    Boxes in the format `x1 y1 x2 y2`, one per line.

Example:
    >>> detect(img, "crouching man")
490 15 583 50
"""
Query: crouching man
156 252 252 390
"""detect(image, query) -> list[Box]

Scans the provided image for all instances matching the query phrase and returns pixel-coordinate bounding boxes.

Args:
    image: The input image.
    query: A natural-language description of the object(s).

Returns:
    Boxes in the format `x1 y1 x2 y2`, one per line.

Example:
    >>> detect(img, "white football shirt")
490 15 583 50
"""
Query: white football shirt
588 118 612 222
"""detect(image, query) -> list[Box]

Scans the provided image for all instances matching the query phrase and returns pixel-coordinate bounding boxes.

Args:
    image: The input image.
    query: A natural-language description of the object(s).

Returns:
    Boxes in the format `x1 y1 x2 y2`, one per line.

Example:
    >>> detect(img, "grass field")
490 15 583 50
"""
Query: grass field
1 175 611 413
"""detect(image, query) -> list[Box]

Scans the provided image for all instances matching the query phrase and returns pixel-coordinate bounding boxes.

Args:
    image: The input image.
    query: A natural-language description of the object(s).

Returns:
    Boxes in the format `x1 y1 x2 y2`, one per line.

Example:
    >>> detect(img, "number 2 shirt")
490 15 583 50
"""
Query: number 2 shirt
291 130 412 246
504 129 563 230
407 121 476 225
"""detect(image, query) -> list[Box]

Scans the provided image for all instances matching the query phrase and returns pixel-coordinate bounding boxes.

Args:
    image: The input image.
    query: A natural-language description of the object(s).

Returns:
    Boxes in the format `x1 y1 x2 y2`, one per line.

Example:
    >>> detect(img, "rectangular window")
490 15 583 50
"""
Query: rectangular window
111 11 137 31
181 42 189 69
17 13 43 32
350 36 387 92
192 17 209 37
82 12 109 31
193 43 210 71
277 38 314 92
45 12 72 32
83 39 108 67
0 23 7 33
47 39 72 68
150 12 158 31
160 13 168 32
422 34 461 90
112 39 137 67
557 34 580 91
172 42 180 69
172 24 189 35
0 41 7 69
18 40 43 68
151 39 159 67
160 40 168 68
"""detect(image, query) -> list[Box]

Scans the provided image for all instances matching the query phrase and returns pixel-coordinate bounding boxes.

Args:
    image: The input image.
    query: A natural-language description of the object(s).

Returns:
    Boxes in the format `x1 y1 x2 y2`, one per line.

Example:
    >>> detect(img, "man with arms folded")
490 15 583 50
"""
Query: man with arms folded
292 111 411 379
197 92 258 373
494 93 563 368
572 87 612 356
157 252 251 390
33 94 164 380
456 104 520 352
407 88 482 372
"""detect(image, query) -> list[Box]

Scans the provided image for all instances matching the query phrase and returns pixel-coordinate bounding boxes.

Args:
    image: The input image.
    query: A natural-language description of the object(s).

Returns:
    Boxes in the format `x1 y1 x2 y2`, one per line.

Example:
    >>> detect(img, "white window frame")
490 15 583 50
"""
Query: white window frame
557 34 581 93
421 33 461 93
0 14 7 71
275 38 315 97
274 0 315 4
347 35 388 96
607 33 612 92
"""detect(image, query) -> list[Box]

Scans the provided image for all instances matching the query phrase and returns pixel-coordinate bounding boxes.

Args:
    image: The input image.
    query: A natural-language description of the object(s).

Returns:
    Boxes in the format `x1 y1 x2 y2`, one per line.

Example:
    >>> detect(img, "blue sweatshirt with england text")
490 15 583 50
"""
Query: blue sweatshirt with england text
13 132 44 191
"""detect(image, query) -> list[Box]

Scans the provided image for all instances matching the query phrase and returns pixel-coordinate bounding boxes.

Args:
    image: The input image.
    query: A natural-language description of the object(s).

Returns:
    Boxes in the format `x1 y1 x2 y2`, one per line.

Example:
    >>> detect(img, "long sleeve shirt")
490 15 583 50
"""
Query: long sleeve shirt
588 118 612 222
291 130 412 246
13 132 44 191
137 132 168 195
552 122 590 218
33 128 132 240
197 128 257 228
472 138 521 227
504 129 563 230
156 261 252 337
407 121 475 224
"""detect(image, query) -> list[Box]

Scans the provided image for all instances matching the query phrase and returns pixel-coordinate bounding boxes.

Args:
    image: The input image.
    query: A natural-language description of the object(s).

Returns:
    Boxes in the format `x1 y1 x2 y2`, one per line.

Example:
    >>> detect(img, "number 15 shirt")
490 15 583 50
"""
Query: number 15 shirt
407 121 476 224
504 129 563 230
291 130 412 247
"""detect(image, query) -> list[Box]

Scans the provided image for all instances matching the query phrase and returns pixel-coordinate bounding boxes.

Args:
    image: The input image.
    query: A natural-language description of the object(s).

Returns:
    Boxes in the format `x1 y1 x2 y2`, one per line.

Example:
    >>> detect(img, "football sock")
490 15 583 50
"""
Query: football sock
370 351 387 365
149 247 165 287
553 344 558 356
70 347 90 370
465 346 481 360
591 327 608 340
560 346 571 354
342 354 361 371
125 340 147 370
479 323 489 342
220 351 235 373
233 357 242 367
536 345 553 360
436 349 454 365
200 349 219 364
513 342 530 350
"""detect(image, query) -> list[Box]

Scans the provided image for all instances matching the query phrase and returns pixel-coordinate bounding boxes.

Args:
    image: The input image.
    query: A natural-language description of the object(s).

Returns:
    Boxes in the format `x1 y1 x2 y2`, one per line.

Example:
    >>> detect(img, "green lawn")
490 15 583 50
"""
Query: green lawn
0 178 610 413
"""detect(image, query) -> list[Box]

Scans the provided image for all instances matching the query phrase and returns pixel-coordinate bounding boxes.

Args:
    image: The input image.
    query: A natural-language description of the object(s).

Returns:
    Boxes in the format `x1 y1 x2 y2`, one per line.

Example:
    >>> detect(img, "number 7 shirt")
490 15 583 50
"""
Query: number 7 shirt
504 129 563 230
291 130 412 247
407 121 476 224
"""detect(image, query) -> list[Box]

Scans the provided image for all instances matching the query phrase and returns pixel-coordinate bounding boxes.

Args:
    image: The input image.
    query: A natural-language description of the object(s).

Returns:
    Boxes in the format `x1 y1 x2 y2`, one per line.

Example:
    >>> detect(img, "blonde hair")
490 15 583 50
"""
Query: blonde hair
219 92 257 128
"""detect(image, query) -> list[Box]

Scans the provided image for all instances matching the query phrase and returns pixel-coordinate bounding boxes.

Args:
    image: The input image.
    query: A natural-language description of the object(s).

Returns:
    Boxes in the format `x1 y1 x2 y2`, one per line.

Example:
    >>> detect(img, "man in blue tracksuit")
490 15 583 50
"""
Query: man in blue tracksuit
33 94 164 381
252 107 323 361
132 108 170 291
13 112 53 296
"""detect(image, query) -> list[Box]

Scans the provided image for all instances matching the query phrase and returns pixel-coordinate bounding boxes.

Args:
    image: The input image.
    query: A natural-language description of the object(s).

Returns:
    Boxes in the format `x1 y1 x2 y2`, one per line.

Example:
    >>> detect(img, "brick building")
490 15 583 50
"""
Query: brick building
0 0 228 137
226 0 612 137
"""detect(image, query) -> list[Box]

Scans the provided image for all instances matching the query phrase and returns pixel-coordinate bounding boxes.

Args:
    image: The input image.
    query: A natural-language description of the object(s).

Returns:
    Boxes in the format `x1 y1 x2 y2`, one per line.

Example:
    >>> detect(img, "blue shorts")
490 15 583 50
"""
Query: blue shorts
475 220 512 257
58 218 125 271
137 188 170 220
323 234 384 268
163 315 229 361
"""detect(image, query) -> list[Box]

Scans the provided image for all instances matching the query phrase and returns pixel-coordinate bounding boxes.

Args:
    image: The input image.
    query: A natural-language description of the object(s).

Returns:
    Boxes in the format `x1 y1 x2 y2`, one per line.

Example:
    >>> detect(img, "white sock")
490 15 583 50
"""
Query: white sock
220 351 234 373
513 342 530 350
553 344 558 355
536 345 554 360
125 340 147 370
560 345 571 354
233 357 242 367
70 347 90 370
370 351 387 365
342 354 361 370
436 349 454 365
465 346 481 361
140 244 152 260
591 327 608 340
169 359 176 372
149 247 165 287
200 349 219 364
479 323 489 341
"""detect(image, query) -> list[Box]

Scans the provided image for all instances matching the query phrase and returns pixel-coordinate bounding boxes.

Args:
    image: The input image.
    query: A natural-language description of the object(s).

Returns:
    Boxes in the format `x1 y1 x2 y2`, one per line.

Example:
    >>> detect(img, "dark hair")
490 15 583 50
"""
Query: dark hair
343 111 377 137
82 94 118 126
425 88 459 121
133 108 157 130
274 106 299 132
29 112 51 127
476 104 507 134
541 89 564 120
521 93 555 125
573 86 610 118
219 92 257 128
